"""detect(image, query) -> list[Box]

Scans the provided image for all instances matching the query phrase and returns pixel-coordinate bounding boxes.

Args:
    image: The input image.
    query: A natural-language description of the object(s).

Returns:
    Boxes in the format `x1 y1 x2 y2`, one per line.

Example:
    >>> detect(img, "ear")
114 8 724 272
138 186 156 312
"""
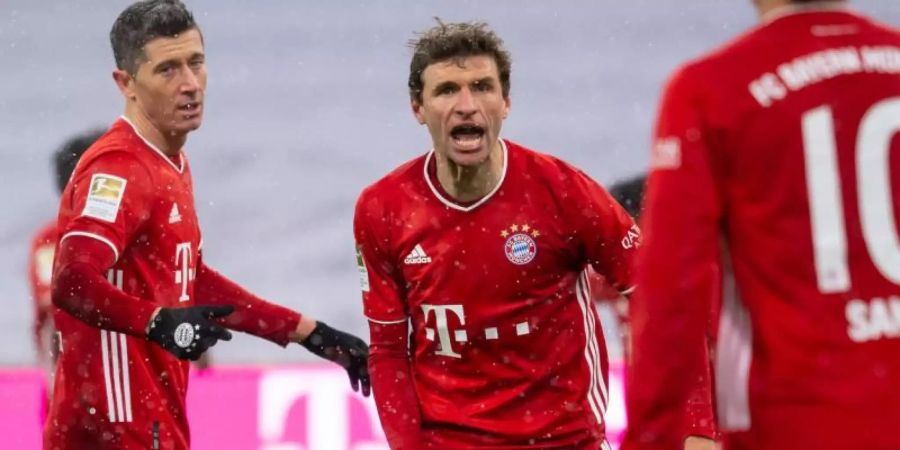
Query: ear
502 94 511 120
411 97 426 125
112 69 136 101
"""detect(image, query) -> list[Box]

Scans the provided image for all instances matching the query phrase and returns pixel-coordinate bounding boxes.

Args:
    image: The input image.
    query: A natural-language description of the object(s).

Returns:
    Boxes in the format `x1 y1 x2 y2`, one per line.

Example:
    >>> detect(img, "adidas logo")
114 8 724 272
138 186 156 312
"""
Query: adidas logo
404 244 431 265
169 203 182 224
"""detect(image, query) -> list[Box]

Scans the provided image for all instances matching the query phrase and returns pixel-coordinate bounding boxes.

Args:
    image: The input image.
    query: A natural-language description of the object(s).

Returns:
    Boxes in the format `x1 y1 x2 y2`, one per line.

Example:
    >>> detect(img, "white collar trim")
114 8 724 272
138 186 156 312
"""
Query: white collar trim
119 115 184 173
762 1 850 24
423 139 508 213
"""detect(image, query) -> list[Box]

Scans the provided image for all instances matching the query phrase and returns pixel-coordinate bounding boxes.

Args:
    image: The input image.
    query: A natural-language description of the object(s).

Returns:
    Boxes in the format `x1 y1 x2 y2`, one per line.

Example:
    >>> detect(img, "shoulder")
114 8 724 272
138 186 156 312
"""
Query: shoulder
864 15 900 36
854 12 900 44
504 140 606 213
75 126 155 184
661 23 773 99
506 139 594 185
356 153 427 212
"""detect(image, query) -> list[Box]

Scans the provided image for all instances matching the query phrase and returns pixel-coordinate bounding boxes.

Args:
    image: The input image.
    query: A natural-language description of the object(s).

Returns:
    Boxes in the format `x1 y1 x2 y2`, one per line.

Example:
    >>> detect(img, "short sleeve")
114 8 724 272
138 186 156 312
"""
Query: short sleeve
353 188 408 324
59 151 153 262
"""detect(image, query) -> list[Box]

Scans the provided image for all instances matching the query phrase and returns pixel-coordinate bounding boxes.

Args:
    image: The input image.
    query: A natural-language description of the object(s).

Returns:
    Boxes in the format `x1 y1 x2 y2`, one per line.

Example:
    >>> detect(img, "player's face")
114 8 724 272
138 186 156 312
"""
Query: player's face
122 29 207 135
413 55 511 167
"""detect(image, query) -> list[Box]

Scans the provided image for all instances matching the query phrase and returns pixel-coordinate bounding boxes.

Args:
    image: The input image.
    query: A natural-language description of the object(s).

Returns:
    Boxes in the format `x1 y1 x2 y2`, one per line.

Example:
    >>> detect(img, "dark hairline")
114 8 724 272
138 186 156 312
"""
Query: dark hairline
135 29 205 75
407 21 512 104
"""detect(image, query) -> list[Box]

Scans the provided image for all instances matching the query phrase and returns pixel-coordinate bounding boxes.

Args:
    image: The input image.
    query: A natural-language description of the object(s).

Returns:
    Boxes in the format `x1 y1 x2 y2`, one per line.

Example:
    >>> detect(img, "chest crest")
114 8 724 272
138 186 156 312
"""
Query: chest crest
500 223 541 265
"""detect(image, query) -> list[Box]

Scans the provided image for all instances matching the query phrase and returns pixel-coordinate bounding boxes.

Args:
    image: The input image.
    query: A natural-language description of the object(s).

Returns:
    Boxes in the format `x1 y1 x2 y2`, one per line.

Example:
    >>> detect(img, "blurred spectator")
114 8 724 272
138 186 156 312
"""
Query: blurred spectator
29 129 102 368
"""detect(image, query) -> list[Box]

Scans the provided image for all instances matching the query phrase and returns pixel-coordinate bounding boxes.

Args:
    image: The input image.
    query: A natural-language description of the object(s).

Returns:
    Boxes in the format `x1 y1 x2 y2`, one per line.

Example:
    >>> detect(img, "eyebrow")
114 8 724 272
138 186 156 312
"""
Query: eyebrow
472 77 495 86
153 51 205 71
431 76 496 94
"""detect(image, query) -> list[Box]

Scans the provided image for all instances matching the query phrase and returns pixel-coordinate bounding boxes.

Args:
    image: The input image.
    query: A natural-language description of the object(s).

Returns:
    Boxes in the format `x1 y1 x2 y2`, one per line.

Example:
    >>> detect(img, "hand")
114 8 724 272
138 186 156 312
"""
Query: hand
146 305 234 360
685 436 719 450
301 321 371 396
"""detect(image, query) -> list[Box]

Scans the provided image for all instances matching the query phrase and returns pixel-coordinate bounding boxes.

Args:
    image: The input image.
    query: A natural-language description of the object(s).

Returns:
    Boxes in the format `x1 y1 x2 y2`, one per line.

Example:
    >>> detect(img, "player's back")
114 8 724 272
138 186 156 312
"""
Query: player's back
688 8 900 449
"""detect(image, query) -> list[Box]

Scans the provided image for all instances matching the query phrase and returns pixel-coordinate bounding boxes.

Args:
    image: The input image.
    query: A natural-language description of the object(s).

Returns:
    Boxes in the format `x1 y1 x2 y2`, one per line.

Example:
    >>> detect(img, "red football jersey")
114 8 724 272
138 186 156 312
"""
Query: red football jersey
625 6 900 450
355 140 638 449
46 117 202 449
28 220 58 356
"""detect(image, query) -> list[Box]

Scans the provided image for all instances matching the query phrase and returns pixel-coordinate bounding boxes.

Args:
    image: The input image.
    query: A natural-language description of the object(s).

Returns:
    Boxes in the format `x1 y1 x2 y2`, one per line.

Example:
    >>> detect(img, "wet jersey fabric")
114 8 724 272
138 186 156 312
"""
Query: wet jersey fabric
46 117 203 449
46 117 302 449
356 139 638 449
625 7 900 450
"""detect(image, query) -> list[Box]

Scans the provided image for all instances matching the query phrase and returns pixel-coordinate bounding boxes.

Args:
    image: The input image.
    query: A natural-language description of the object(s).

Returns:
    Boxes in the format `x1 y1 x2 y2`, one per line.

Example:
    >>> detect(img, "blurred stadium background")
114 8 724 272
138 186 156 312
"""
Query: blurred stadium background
1 1 898 446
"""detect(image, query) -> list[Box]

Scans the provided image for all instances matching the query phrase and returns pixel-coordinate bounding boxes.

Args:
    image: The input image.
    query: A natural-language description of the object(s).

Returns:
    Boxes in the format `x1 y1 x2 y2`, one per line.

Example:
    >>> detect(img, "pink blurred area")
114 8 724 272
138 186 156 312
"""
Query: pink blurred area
2 364 625 449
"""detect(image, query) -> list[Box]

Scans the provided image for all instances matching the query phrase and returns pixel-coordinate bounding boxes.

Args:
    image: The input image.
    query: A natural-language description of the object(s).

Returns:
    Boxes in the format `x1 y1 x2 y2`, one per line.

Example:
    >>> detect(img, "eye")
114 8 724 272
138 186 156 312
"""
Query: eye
473 81 494 92
437 85 458 96
157 64 176 77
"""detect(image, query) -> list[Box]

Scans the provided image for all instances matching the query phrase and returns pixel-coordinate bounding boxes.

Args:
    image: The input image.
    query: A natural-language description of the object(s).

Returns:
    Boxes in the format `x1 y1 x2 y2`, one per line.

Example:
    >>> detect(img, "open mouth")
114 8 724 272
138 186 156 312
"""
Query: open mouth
450 124 485 150
178 102 201 114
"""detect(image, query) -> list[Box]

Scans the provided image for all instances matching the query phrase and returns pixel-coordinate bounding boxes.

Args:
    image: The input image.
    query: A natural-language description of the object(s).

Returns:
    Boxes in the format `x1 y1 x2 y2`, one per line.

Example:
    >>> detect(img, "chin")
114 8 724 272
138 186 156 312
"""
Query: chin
173 118 203 133
448 148 491 167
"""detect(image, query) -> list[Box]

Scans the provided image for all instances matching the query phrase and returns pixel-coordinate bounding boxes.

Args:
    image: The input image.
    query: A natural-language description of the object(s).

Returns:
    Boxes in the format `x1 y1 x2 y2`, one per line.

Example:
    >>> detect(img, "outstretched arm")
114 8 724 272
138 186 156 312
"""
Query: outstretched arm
54 236 232 360
193 258 302 346
195 256 370 395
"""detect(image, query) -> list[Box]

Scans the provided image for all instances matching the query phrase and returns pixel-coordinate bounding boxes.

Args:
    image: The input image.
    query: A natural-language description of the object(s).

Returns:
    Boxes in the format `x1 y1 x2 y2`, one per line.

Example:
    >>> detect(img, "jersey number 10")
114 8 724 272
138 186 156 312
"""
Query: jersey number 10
802 97 900 294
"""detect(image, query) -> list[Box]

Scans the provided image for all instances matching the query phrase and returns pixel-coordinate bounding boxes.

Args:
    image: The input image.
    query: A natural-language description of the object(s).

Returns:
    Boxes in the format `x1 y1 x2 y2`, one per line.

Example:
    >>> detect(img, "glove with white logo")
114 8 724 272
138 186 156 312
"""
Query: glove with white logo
301 322 371 396
147 305 234 360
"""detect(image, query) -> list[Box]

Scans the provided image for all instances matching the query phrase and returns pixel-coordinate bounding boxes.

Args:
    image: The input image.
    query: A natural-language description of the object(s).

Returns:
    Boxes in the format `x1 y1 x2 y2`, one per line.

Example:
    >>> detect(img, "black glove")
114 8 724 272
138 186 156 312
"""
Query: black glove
147 305 234 360
301 321 371 396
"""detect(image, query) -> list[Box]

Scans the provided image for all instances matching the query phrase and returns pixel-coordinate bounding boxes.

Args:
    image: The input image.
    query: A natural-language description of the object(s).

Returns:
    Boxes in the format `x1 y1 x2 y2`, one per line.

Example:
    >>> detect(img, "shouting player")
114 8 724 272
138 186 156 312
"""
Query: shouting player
45 1 369 449
354 20 638 449
624 1 900 449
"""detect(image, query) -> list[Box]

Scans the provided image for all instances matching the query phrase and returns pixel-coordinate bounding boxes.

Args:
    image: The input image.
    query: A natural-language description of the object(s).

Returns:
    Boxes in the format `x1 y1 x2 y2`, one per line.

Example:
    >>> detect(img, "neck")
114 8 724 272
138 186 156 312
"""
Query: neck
758 0 845 21
435 140 504 203
123 104 185 156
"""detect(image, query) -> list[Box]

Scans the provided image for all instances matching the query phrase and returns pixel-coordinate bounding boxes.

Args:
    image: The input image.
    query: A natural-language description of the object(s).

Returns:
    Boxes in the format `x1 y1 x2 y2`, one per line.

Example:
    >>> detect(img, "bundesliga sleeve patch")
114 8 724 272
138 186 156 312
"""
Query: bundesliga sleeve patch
81 173 127 223
356 245 370 292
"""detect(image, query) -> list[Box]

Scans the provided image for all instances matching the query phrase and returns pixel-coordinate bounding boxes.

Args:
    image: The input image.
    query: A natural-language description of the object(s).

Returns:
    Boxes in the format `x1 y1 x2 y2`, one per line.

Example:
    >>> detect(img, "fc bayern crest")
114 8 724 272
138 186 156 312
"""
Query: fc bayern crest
501 224 540 265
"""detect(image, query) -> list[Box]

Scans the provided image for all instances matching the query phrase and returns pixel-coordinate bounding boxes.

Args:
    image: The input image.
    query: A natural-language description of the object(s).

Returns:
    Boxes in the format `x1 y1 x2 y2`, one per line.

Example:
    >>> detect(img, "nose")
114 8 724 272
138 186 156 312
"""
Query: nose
454 87 477 116
180 66 201 94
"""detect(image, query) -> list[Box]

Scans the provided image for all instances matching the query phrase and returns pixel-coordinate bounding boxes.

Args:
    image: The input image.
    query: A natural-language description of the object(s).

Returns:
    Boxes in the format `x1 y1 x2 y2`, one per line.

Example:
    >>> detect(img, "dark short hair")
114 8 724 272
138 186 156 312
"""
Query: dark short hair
609 174 646 220
54 129 104 194
408 20 512 103
110 0 199 74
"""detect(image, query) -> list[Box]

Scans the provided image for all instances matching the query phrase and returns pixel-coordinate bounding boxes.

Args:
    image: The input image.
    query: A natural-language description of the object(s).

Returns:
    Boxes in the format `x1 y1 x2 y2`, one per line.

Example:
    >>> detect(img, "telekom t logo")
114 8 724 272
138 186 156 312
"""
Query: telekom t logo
258 368 388 450
421 304 466 358
174 242 195 302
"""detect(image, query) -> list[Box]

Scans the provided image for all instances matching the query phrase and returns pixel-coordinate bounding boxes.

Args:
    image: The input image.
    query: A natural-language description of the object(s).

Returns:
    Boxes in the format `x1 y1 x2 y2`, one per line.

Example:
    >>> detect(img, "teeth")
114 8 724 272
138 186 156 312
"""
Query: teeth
452 134 482 149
